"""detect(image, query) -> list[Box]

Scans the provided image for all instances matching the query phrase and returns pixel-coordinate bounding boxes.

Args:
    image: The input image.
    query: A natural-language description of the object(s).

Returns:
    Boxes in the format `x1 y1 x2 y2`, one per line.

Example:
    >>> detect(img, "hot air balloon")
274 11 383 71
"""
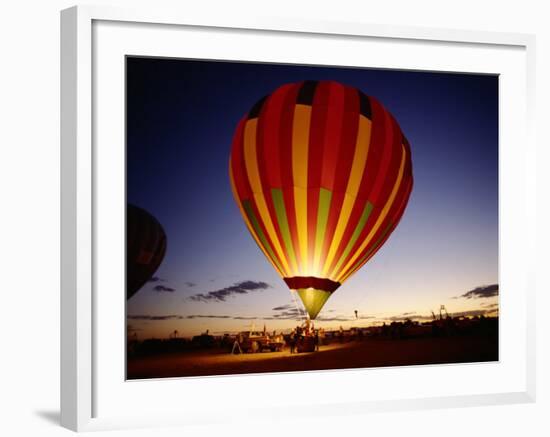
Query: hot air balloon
127 204 167 299
229 81 413 319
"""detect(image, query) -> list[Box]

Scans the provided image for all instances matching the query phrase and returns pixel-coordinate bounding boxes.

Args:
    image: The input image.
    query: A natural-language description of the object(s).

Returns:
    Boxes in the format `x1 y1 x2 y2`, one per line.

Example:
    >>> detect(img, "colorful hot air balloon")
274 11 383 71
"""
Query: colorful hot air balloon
127 204 167 299
229 81 413 319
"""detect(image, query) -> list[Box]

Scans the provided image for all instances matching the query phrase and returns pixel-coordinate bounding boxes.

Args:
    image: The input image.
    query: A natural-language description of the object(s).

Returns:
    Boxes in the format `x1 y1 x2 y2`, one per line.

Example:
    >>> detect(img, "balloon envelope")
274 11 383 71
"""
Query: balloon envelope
229 81 413 319
126 204 167 299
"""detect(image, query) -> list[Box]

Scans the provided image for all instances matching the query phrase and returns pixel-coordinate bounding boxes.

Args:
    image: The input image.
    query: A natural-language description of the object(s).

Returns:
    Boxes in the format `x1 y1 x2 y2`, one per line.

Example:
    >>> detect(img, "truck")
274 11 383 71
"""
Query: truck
237 331 285 353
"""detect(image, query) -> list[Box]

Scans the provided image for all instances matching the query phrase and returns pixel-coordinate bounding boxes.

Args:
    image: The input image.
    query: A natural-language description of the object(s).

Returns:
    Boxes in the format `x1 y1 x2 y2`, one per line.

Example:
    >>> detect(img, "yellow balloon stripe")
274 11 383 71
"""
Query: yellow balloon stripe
329 201 373 277
229 164 284 277
322 115 372 278
335 144 406 283
292 105 311 275
243 119 290 276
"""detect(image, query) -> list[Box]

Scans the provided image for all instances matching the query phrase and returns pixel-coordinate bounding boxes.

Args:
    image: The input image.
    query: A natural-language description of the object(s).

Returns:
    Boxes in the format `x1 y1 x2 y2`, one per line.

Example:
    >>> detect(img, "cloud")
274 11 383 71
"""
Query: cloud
451 309 492 318
129 314 244 321
269 303 375 322
128 310 378 324
272 308 303 320
386 313 433 322
316 315 356 322
272 304 293 311
269 305 374 322
184 282 197 287
481 302 499 309
153 285 175 292
147 276 164 283
316 314 375 322
128 315 182 321
456 284 499 299
188 280 271 302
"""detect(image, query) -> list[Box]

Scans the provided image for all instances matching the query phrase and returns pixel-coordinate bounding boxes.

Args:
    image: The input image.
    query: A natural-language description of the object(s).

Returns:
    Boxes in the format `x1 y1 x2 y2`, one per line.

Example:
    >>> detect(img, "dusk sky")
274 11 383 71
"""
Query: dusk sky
126 57 499 338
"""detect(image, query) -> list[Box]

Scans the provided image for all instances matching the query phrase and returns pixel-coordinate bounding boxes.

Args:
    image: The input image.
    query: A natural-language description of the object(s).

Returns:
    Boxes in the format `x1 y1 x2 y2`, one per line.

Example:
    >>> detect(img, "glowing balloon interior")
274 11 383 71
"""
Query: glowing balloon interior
229 81 413 319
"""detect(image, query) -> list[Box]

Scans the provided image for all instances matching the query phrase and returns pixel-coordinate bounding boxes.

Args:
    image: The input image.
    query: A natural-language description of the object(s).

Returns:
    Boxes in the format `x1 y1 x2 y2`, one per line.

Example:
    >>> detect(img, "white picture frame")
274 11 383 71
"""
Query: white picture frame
60 5 536 432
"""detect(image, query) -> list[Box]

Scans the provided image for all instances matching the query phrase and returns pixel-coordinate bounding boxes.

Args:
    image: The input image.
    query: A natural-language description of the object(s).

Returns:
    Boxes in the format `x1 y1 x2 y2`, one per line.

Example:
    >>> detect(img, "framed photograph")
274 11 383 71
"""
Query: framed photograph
61 5 536 432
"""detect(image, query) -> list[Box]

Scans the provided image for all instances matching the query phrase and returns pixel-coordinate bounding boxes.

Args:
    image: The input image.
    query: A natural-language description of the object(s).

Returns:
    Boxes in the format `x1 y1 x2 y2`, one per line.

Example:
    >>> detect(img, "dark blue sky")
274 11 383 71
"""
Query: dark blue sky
126 57 498 336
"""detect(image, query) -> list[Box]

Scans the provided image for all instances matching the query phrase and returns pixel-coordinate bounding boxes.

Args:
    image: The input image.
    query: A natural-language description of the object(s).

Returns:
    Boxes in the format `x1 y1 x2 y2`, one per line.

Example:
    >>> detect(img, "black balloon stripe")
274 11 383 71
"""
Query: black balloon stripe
296 80 318 105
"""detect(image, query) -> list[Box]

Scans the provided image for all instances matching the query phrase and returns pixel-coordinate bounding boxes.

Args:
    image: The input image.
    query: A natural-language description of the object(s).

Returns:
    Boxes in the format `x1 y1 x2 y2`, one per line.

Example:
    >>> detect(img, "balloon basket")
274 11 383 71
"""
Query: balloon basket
296 335 316 353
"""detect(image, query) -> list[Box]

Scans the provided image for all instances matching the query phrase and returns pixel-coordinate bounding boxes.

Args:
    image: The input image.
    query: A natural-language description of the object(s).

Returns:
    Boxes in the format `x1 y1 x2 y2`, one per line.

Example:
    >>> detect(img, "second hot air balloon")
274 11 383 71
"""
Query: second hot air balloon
229 81 413 319
127 204 167 299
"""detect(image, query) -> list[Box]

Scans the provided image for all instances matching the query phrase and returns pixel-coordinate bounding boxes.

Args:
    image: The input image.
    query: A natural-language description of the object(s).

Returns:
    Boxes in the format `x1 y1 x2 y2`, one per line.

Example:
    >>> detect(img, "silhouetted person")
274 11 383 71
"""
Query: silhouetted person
289 329 296 354
314 330 320 351
295 329 302 352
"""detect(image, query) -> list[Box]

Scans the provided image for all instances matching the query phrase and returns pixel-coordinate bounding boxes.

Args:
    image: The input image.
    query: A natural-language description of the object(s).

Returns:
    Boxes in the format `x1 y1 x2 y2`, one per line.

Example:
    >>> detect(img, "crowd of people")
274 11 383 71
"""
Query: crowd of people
288 318 323 353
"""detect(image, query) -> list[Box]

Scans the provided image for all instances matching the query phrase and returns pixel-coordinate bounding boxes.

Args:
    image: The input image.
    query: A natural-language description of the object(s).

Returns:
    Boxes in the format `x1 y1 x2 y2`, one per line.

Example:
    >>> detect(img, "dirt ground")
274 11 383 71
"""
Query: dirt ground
127 334 498 379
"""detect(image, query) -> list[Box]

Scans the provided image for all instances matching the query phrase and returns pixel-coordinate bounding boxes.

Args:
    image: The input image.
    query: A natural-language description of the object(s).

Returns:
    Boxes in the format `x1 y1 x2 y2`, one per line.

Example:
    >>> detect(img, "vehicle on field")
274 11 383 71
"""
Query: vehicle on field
237 330 285 353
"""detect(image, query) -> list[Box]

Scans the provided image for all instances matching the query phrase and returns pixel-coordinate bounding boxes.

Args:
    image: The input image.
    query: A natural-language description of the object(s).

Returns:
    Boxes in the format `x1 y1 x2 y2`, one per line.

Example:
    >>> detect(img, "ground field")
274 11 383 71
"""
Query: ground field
127 334 498 379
